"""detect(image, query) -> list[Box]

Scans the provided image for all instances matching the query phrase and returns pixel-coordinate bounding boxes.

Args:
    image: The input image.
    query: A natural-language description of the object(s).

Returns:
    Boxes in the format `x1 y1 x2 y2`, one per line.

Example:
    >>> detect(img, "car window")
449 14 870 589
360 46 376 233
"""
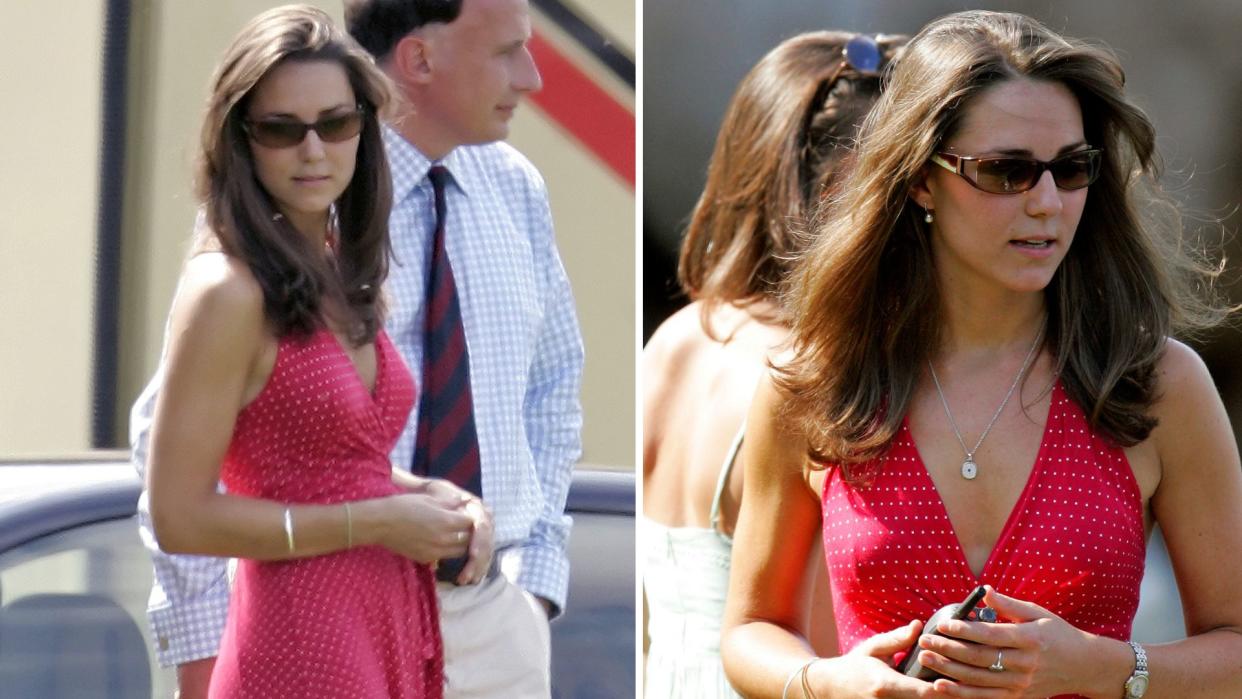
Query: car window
0 516 176 698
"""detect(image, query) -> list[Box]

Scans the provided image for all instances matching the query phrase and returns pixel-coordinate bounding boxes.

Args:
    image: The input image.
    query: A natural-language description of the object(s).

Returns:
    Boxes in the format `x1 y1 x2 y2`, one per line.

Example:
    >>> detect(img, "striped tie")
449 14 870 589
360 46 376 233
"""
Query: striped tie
412 166 483 534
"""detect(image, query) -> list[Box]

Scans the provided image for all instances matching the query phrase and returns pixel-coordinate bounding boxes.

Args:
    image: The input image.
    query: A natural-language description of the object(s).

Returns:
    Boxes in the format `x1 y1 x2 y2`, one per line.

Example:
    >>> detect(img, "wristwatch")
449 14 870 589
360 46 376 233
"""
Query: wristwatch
1123 640 1149 698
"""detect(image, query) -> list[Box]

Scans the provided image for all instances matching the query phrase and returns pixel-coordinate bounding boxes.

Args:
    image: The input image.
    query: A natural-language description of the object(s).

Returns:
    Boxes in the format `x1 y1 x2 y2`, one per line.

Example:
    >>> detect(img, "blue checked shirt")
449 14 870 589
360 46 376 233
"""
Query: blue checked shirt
130 126 584 666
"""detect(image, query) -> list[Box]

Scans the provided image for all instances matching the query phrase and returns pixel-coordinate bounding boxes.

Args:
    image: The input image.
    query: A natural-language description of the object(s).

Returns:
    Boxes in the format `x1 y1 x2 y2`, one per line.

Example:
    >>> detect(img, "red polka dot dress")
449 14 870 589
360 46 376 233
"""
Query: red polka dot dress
208 329 443 698
822 381 1145 699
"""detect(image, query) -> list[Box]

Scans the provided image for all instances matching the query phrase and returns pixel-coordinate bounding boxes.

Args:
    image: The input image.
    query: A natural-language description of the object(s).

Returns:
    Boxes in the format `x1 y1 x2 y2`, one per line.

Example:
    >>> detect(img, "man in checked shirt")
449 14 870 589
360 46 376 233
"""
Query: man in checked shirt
130 1 584 696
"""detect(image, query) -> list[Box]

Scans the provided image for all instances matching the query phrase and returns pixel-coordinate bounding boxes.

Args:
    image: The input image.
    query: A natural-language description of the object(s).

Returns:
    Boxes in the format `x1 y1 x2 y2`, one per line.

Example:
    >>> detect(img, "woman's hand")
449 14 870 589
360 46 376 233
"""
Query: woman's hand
424 477 476 510
804 621 947 698
365 492 474 564
388 469 495 583
915 587 1102 698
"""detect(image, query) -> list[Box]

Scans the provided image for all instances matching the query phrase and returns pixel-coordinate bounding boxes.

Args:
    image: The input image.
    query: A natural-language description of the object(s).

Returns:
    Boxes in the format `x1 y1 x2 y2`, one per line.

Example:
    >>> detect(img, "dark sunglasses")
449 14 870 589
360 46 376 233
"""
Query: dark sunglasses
243 107 365 148
930 148 1103 194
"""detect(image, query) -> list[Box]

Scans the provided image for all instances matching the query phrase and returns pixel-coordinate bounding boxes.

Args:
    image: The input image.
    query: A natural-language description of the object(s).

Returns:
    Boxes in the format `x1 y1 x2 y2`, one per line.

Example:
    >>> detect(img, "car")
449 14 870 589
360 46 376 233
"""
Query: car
0 456 635 698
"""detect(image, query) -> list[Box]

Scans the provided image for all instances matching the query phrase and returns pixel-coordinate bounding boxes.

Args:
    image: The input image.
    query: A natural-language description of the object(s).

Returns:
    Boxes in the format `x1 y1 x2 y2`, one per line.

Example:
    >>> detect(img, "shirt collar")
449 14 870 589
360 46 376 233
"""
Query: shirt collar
382 125 474 200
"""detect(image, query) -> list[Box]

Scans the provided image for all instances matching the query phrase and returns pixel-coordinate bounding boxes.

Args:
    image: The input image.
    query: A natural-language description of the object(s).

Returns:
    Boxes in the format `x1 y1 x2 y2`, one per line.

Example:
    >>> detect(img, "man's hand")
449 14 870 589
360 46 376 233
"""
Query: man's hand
455 496 495 585
175 656 216 699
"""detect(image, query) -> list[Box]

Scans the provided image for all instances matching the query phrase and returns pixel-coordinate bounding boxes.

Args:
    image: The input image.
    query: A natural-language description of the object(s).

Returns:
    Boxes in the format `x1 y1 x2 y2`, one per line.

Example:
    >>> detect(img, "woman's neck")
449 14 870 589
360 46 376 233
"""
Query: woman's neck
938 288 1046 358
282 209 330 251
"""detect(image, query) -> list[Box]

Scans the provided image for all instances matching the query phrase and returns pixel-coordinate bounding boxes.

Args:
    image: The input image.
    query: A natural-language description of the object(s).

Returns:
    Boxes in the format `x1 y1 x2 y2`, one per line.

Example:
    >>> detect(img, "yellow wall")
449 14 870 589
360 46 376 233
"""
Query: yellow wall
0 1 105 455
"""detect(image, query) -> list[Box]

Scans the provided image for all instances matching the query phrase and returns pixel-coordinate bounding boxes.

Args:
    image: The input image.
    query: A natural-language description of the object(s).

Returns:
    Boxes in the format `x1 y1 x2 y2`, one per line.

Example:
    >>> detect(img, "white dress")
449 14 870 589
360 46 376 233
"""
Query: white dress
643 427 744 698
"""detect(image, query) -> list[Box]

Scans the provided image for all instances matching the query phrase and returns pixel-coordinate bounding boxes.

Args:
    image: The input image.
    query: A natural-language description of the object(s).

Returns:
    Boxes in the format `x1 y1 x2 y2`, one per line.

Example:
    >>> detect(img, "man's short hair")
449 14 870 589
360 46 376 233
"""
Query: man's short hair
344 0 465 61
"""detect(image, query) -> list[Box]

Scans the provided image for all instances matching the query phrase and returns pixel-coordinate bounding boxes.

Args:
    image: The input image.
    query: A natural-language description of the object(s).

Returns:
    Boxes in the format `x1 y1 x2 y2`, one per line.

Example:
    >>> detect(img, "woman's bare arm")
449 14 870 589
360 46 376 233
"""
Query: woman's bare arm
148 254 473 563
1140 339 1242 697
721 373 935 698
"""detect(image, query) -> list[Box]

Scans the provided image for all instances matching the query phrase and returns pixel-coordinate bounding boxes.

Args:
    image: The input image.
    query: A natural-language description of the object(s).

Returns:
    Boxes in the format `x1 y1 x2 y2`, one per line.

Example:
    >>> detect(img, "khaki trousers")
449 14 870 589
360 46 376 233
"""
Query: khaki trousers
436 575 552 698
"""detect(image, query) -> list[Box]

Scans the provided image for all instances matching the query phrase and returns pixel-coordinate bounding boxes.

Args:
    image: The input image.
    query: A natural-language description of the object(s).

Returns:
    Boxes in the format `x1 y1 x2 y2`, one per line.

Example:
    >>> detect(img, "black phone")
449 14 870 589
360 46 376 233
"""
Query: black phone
894 585 988 681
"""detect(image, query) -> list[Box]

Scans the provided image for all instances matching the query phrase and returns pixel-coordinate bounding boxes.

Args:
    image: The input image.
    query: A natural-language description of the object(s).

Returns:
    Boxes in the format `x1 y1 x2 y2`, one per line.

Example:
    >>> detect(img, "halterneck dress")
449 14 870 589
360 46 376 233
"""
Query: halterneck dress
642 425 745 698
821 381 1146 699
208 329 443 699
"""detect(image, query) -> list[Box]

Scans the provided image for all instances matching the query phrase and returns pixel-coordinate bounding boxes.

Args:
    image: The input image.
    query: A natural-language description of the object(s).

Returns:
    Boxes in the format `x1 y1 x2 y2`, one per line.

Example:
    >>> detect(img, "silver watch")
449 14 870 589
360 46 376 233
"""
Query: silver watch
1124 640 1149 698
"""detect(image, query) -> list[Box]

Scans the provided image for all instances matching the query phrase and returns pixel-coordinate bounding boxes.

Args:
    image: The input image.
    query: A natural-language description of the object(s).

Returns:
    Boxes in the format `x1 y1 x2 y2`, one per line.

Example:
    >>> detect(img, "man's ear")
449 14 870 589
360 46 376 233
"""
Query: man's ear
391 32 434 86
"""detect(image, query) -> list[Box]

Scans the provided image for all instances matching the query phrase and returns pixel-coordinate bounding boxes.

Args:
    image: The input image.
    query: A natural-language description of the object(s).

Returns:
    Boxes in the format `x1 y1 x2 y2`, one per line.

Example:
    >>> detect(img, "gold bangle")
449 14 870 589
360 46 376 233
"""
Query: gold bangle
344 502 353 549
283 506 295 553
800 656 822 699
781 657 818 699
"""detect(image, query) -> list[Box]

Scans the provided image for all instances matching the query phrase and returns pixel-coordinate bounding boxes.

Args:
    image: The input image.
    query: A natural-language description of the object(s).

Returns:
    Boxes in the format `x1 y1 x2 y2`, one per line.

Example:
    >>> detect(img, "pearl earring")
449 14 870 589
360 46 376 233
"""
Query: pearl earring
924 209 934 224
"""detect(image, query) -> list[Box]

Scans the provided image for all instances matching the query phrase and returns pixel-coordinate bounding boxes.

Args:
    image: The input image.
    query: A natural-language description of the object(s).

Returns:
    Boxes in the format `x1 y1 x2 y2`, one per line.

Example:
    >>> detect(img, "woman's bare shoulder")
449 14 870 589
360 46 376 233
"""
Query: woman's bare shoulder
169 252 267 345
180 252 263 306
173 253 265 325
746 369 807 458
643 303 706 362
646 301 787 363
1147 337 1234 475
1150 338 1215 420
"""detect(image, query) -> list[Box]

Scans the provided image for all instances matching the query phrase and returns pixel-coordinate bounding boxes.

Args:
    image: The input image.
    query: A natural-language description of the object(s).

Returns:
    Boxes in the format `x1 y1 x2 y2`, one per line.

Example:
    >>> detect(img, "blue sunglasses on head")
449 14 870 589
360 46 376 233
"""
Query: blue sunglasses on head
843 34 883 75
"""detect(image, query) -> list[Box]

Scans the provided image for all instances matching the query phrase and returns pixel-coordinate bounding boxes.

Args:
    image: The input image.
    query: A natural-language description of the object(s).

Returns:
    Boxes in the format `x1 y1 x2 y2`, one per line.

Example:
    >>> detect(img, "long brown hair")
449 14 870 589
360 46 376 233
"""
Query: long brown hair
778 11 1230 471
676 32 906 334
194 5 395 345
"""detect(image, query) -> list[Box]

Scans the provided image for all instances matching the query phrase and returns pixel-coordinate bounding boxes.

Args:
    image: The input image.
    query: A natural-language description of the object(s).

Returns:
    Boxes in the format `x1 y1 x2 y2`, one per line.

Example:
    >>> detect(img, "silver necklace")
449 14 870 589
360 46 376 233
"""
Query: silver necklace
928 322 1045 480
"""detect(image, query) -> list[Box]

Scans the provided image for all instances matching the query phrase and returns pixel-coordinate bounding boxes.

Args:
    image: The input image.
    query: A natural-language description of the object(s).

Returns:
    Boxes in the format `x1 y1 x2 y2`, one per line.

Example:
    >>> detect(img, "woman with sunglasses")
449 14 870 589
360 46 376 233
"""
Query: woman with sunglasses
643 31 905 698
145 7 489 697
722 10 1242 699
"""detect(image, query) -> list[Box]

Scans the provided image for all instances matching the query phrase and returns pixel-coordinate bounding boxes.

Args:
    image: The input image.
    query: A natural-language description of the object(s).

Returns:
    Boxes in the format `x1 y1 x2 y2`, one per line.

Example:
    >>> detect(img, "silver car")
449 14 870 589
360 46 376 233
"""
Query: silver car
0 458 635 698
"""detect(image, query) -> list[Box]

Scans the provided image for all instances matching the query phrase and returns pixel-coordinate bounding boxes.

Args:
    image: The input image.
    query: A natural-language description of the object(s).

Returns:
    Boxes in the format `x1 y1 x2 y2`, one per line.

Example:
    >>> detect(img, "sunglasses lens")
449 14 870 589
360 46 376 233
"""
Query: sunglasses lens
250 121 307 148
844 35 882 74
246 110 363 148
1049 150 1101 190
315 112 364 143
973 158 1041 194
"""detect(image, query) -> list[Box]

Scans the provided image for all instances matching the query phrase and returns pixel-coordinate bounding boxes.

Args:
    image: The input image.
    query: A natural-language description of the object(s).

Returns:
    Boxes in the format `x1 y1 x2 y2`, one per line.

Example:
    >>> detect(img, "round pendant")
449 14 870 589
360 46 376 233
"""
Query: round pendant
961 459 978 480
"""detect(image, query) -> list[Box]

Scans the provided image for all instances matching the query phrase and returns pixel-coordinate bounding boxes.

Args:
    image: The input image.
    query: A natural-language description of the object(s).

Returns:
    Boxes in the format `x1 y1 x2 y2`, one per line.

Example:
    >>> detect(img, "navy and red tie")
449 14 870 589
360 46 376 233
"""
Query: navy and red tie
412 165 482 581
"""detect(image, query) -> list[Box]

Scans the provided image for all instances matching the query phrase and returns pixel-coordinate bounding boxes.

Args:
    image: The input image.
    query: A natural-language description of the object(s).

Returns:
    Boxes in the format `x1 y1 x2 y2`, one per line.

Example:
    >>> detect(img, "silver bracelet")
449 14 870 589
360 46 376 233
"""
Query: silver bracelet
283 506 295 553
781 657 819 699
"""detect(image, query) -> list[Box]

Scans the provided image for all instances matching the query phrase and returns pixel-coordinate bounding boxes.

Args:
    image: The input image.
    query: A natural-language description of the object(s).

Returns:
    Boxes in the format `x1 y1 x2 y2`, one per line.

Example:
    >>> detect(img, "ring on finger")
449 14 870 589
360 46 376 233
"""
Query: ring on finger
456 531 468 543
988 649 1005 673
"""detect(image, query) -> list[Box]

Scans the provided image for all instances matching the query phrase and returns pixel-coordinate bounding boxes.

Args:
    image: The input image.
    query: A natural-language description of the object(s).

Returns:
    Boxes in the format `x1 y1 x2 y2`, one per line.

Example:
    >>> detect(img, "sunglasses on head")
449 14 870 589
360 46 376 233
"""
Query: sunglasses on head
930 148 1103 194
843 34 884 75
823 34 891 88
243 106 365 148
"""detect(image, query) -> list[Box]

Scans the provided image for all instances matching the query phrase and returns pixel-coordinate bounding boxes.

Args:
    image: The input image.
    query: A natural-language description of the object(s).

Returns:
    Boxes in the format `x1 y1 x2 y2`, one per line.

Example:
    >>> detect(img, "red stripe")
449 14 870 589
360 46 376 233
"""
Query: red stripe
442 442 481 486
430 387 473 449
428 327 466 388
528 31 635 188
427 258 454 329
